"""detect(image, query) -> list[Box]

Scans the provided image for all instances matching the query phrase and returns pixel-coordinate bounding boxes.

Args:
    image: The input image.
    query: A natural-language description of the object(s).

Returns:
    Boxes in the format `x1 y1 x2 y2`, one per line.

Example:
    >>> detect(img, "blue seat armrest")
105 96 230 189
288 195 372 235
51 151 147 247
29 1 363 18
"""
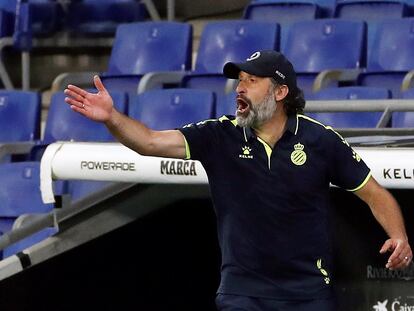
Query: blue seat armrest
0 141 35 160
138 70 189 94
313 68 363 92
402 69 414 91
51 71 101 92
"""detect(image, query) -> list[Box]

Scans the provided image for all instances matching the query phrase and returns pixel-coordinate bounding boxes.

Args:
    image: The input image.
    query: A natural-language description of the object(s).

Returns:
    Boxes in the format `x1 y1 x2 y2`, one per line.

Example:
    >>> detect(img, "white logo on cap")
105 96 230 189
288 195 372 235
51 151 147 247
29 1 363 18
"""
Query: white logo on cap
247 52 260 61
275 70 285 79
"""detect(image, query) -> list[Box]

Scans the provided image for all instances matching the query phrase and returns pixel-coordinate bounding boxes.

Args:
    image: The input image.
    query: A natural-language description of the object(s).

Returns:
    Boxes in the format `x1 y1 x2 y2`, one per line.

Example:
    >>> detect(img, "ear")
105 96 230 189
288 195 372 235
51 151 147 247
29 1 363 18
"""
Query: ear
274 85 289 102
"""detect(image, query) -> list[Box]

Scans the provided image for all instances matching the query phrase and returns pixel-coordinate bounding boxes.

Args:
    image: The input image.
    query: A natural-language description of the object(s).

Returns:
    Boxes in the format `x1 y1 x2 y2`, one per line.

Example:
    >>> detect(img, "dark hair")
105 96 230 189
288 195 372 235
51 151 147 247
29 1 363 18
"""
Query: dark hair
284 87 306 115
271 79 306 115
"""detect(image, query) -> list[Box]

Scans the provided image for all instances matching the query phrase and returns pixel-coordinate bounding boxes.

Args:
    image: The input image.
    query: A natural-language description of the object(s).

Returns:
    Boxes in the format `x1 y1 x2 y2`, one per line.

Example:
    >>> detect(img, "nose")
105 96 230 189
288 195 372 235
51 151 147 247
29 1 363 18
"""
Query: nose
236 80 246 95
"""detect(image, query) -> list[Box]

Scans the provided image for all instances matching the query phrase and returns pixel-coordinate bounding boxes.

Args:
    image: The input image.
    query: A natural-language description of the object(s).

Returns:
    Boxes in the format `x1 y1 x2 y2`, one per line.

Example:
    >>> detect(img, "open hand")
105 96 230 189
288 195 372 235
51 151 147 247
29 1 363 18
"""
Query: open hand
64 75 114 123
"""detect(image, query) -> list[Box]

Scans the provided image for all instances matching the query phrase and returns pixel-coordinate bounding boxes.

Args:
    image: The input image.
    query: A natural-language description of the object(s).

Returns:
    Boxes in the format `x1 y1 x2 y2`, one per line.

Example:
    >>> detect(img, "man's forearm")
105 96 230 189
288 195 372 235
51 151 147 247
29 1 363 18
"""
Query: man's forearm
104 109 187 159
368 189 408 240
105 108 157 155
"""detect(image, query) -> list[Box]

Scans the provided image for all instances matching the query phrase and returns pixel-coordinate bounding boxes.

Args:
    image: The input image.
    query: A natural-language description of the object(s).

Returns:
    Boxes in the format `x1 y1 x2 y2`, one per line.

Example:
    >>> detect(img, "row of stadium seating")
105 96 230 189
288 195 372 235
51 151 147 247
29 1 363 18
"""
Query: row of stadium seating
0 0 147 38
0 88 413 151
0 160 112 259
3 0 414 39
63 19 414 100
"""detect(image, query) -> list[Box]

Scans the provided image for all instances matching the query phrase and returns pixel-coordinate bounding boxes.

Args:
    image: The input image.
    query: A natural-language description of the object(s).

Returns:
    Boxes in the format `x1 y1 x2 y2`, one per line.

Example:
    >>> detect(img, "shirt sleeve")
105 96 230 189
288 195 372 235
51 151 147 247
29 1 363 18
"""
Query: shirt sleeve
178 120 220 164
328 131 371 191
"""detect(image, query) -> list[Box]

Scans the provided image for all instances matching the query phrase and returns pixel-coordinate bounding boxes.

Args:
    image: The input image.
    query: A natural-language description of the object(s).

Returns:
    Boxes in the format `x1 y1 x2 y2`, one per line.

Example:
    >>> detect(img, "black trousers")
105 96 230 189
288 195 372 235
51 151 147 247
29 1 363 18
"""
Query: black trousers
215 294 336 311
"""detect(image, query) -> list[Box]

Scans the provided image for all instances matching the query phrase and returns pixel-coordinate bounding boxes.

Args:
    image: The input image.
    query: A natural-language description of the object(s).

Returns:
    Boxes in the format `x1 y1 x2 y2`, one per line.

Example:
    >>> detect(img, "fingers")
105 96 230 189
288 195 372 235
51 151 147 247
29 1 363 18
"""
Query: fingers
93 75 106 93
381 239 413 270
64 88 85 103
380 239 393 254
65 96 87 111
66 84 89 97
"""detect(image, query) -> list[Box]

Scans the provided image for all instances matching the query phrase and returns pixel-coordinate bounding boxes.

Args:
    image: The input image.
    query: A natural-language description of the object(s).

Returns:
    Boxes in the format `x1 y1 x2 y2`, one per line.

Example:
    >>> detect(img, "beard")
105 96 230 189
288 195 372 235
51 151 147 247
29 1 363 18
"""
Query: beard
236 87 278 128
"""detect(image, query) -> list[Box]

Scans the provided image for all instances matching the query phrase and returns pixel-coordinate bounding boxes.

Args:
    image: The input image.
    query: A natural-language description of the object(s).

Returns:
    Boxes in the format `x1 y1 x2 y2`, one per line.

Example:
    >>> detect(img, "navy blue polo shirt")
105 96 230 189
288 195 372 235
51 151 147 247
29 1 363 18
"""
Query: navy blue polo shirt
179 114 371 300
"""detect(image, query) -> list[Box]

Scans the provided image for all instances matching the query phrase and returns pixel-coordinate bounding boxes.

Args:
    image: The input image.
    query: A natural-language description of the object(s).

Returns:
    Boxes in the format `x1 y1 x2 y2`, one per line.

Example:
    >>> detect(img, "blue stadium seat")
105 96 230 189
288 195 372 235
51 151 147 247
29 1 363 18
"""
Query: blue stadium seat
100 21 192 93
307 86 387 128
392 112 414 127
0 162 54 217
0 2 15 38
283 19 366 99
216 92 237 117
182 20 279 95
2 227 58 258
356 18 414 98
247 0 336 17
67 0 147 36
306 112 382 128
392 87 414 127
0 162 59 259
43 91 127 143
0 90 41 142
244 0 319 50
402 88 414 98
28 0 65 36
129 89 215 130
312 86 391 100
334 0 407 54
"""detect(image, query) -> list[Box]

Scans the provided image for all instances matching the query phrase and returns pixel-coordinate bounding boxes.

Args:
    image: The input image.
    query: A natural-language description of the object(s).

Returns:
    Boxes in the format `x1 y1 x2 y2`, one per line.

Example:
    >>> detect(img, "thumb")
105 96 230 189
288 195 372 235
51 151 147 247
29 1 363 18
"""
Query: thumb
380 239 394 254
94 75 107 93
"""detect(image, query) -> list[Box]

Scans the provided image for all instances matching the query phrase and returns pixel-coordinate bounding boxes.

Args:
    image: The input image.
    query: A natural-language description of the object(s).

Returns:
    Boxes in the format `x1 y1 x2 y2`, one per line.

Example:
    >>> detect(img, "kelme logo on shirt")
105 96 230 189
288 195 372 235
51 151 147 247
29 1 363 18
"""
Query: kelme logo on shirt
291 143 307 166
239 146 253 159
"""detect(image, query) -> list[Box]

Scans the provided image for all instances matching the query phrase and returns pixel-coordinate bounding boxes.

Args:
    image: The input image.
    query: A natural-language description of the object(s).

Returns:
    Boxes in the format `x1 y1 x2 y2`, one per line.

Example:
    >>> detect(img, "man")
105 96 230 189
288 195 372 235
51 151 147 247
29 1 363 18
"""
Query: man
64 50 412 311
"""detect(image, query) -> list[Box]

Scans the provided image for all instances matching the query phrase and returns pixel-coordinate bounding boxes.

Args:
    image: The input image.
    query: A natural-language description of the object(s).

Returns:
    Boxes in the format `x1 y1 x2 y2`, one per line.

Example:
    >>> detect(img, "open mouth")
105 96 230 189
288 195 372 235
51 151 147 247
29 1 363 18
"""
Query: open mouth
236 96 251 115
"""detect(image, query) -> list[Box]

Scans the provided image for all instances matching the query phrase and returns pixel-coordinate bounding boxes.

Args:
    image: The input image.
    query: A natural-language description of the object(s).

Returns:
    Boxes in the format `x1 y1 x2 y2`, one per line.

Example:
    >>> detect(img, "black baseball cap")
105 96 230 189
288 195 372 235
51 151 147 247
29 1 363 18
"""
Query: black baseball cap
223 50 298 95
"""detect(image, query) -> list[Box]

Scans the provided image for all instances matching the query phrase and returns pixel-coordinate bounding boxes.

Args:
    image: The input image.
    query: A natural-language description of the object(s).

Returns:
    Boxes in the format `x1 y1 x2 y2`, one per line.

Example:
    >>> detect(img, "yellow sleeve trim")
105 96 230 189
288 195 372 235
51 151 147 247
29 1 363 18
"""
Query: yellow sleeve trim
348 171 372 192
183 136 191 160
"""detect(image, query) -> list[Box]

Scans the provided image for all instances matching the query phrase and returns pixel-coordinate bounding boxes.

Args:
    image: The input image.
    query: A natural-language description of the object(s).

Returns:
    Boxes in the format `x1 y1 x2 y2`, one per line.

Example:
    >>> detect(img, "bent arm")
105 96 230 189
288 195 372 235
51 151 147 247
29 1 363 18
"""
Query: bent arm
64 75 187 159
355 176 412 269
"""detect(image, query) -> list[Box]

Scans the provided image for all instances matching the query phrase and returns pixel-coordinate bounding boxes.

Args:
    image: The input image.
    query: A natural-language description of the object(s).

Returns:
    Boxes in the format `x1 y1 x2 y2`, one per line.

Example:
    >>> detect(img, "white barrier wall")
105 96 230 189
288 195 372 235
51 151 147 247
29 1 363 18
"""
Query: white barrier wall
40 142 414 203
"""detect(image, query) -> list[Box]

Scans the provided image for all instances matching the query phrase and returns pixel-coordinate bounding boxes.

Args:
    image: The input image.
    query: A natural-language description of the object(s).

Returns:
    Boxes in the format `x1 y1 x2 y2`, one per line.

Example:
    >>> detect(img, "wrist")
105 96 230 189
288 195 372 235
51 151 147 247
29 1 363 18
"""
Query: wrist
104 107 120 127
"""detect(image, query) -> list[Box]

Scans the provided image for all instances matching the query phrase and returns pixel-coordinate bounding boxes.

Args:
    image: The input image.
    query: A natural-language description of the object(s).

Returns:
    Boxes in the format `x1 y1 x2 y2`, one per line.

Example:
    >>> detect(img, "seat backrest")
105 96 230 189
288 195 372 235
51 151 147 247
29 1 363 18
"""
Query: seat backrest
392 88 414 127
392 112 414 127
67 0 147 35
334 0 407 53
244 1 319 23
367 18 414 71
27 0 64 36
0 162 54 217
0 90 41 142
334 0 407 22
243 1 320 50
0 1 16 37
216 92 237 117
402 88 414 99
107 22 192 75
306 112 383 128
194 20 279 74
43 91 127 142
129 89 215 131
247 0 336 17
284 19 366 73
313 86 391 99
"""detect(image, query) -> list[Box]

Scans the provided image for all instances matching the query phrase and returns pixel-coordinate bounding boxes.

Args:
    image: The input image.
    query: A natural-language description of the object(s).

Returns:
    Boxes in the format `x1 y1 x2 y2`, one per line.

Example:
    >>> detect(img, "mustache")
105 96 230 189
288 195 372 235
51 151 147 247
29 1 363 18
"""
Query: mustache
236 94 252 106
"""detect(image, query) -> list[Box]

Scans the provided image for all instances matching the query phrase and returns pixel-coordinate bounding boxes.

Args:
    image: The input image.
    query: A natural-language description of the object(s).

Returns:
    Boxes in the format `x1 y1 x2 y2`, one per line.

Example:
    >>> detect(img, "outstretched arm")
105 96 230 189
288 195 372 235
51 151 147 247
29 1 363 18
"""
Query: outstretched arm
64 75 187 159
355 176 412 270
